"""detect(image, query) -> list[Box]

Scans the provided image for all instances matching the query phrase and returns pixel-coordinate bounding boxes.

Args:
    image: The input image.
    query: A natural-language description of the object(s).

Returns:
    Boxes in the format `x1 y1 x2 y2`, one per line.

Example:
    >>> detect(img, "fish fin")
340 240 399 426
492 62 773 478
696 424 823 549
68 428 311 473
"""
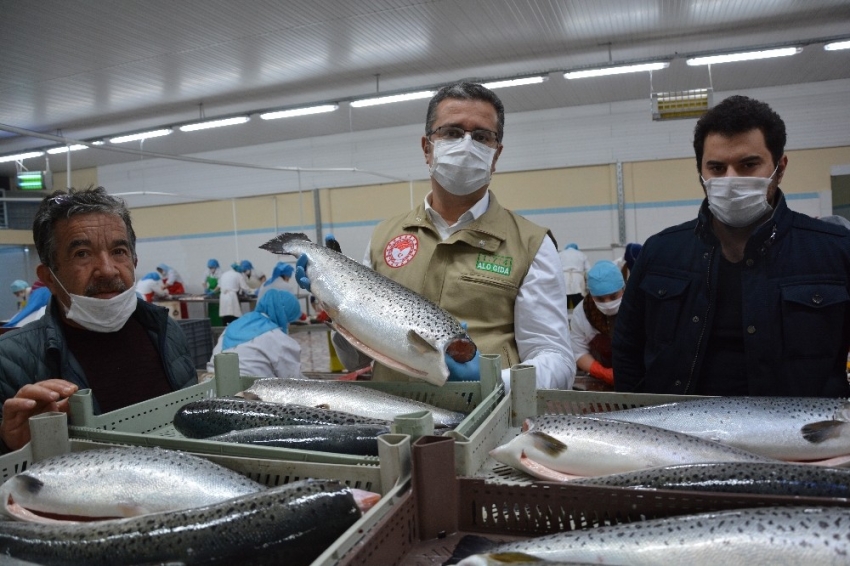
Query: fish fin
334 323 429 378
803 454 850 467
521 418 537 433
444 535 500 565
528 430 568 457
315 403 331 409
519 450 579 482
407 329 439 354
836 401 850 422
801 420 848 443
259 232 312 255
236 391 262 401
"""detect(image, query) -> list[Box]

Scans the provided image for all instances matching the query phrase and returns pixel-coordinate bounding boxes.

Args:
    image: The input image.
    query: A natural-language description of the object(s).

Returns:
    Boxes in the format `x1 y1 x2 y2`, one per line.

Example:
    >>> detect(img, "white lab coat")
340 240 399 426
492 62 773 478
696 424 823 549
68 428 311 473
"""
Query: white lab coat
206 328 301 378
559 248 590 296
217 269 252 318
568 300 598 359
257 277 301 301
135 278 168 300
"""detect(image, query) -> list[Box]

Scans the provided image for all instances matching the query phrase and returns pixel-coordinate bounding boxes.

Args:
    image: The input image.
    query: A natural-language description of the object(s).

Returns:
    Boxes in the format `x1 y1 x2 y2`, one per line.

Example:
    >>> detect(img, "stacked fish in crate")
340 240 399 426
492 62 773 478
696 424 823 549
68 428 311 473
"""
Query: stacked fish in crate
332 367 850 565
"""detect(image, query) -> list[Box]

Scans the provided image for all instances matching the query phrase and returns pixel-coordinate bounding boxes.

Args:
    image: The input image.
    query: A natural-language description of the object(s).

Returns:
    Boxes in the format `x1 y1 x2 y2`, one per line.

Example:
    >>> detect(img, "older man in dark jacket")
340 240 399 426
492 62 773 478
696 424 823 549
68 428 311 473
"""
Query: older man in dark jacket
0 187 196 452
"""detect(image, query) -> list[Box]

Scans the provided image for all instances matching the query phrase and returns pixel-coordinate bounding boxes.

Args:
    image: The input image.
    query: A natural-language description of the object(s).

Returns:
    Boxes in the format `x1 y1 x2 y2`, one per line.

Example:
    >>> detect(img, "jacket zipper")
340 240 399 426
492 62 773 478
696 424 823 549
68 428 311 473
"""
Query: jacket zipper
684 245 715 393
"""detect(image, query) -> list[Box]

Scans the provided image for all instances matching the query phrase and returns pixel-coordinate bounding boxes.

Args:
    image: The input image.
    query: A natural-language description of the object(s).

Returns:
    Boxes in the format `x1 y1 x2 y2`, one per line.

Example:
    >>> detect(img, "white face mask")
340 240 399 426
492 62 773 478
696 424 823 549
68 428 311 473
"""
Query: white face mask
429 135 497 196
702 166 779 228
50 270 138 333
594 297 621 316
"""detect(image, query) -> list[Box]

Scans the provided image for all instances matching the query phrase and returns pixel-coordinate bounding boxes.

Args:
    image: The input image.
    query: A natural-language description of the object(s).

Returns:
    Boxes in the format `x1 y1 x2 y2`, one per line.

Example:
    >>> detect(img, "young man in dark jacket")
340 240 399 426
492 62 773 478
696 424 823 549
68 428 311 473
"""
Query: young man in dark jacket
0 187 196 452
613 95 850 397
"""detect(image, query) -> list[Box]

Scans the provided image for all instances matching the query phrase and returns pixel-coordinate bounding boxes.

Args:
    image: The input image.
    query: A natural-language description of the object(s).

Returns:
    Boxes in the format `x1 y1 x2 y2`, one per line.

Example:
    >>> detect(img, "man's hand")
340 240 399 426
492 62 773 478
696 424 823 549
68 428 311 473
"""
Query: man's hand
295 254 311 292
446 350 481 382
1 380 78 452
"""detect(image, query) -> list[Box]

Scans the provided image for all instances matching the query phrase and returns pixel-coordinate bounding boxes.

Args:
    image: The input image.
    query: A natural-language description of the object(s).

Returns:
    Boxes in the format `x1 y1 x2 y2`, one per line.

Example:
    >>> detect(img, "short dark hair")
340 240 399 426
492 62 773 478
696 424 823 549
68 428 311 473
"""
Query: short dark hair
425 82 505 142
693 95 786 172
33 186 137 270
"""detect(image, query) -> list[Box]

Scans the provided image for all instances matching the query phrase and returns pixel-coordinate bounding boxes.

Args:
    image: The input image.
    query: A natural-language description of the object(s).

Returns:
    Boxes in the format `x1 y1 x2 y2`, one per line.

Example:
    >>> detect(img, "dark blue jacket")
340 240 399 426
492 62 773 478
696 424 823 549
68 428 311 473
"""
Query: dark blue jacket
613 191 850 397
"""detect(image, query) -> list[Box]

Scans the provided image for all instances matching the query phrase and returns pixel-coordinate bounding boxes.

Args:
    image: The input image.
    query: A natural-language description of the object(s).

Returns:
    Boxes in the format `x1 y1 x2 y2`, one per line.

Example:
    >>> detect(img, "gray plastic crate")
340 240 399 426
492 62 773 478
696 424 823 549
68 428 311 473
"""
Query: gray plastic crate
176 317 214 369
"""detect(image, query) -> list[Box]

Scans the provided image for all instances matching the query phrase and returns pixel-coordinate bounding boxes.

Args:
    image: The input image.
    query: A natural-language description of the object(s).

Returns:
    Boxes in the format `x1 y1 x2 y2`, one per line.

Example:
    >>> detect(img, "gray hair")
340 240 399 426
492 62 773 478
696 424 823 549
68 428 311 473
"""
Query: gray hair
33 186 137 270
425 82 505 142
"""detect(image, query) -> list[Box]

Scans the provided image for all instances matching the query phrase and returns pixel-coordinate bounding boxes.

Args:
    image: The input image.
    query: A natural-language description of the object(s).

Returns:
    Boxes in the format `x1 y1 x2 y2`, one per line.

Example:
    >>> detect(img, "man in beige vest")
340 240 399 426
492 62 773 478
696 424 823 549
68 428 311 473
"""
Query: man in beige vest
302 82 575 390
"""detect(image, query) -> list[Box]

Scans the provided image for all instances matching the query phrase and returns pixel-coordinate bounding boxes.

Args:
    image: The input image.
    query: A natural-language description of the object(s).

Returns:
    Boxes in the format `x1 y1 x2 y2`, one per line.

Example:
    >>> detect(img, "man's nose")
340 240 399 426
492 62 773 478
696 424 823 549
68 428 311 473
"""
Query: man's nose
93 252 121 275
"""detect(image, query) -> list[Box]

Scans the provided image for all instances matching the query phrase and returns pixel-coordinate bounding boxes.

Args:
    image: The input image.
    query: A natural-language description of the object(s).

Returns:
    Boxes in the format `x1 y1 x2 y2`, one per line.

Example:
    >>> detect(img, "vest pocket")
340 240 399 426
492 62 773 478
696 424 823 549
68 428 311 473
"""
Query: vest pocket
639 273 691 346
780 282 849 359
459 273 520 293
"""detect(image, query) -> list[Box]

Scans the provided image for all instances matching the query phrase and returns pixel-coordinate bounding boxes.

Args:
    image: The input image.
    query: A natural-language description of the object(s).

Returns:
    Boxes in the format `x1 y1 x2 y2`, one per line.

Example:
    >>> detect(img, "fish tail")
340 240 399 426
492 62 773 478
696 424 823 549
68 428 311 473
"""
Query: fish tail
444 534 500 565
259 232 312 255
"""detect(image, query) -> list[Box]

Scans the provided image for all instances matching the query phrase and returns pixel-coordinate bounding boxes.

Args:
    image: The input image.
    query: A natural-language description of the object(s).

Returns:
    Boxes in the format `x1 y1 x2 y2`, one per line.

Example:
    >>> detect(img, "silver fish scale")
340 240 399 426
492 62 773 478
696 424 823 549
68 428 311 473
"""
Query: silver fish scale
459 506 850 566
262 233 468 384
591 396 850 460
0 447 262 520
570 461 850 498
243 377 465 427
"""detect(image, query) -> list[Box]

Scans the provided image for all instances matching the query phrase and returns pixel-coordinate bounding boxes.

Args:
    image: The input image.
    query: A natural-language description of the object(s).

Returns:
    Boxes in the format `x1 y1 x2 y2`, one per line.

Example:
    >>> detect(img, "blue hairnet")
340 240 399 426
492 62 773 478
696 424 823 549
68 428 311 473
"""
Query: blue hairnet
239 260 253 272
231 262 242 273
265 262 294 286
142 272 161 281
324 233 334 242
624 243 643 270
207 258 220 269
222 289 302 349
565 243 578 251
10 280 28 293
587 261 624 297
157 263 171 272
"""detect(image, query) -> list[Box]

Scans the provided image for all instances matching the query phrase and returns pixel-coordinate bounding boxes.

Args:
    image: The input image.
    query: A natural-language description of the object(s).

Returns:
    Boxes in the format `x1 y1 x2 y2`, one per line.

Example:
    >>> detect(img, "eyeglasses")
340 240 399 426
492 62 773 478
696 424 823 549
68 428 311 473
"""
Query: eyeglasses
427 126 500 147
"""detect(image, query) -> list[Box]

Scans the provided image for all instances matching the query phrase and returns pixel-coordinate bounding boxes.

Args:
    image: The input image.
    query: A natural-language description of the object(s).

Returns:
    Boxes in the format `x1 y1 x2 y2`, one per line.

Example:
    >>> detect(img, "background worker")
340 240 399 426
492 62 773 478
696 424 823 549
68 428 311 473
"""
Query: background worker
203 258 221 295
135 271 170 302
0 187 196 452
218 262 253 325
300 82 575 390
206 289 303 378
258 262 301 301
613 95 850 397
156 263 185 295
614 242 642 282
570 260 624 387
558 243 590 312
3 281 51 329
10 280 30 312
241 260 265 292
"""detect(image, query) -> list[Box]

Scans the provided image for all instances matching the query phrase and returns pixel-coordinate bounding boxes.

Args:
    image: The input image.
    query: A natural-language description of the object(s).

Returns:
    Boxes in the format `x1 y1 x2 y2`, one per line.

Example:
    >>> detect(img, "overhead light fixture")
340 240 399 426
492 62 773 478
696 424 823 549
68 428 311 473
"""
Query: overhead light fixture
824 40 850 51
686 47 802 66
564 61 670 79
109 128 173 144
46 144 88 155
91 140 105 146
260 104 339 120
482 76 546 89
0 151 45 163
350 91 434 108
179 116 250 132
652 89 713 121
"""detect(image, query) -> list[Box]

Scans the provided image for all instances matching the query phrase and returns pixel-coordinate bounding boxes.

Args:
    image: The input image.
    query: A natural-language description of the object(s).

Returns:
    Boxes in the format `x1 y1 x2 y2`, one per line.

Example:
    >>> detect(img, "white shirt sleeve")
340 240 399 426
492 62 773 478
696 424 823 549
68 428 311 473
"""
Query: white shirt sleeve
503 235 576 390
568 300 596 359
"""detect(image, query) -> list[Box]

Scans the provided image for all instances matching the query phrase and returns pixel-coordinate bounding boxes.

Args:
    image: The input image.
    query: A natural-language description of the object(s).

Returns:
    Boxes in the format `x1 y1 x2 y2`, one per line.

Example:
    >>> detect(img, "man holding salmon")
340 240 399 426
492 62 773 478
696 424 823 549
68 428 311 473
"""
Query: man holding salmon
613 95 850 397
0 187 197 452
305 82 575 390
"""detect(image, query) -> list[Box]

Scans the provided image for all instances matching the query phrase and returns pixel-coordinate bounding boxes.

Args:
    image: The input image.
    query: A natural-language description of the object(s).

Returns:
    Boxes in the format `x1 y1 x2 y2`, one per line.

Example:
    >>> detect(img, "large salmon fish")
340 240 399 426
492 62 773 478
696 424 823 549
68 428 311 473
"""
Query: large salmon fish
260 232 476 386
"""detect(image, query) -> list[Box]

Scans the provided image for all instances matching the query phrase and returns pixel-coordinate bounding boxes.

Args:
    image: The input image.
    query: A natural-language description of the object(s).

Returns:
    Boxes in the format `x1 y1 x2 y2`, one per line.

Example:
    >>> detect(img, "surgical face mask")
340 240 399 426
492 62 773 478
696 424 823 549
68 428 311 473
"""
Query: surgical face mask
702 166 779 228
429 135 497 196
50 270 137 333
594 297 621 316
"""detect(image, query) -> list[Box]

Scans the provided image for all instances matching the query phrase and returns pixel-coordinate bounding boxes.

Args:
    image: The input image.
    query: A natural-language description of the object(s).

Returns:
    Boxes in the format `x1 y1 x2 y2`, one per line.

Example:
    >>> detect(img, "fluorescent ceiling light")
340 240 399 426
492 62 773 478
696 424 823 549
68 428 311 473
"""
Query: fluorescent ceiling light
91 140 105 146
0 151 45 163
564 62 670 79
260 104 339 120
109 128 173 144
350 91 434 108
179 116 250 132
46 144 88 154
686 47 802 66
482 76 546 89
824 40 850 51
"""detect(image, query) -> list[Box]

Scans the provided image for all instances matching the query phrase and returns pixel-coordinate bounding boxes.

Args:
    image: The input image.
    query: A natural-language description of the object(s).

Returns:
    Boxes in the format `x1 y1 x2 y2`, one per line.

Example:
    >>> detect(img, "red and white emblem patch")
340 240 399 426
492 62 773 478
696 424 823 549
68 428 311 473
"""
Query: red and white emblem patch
384 234 419 268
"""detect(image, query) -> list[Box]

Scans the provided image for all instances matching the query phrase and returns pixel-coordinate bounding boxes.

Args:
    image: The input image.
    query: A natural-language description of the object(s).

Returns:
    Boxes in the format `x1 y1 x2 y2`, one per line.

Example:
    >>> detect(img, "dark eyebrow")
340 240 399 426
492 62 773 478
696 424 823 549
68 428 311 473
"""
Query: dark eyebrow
67 238 91 252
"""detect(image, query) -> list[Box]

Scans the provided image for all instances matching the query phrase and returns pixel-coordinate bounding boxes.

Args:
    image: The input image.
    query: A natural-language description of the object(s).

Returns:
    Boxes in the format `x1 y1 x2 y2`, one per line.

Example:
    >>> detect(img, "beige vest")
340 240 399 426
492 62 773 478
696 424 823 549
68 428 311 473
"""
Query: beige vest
369 193 550 382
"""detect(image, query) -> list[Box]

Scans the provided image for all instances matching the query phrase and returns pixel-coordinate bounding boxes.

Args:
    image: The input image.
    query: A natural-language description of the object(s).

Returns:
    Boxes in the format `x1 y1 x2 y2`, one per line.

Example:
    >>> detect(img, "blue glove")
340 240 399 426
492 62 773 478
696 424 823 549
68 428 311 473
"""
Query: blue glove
295 254 311 292
446 349 481 382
